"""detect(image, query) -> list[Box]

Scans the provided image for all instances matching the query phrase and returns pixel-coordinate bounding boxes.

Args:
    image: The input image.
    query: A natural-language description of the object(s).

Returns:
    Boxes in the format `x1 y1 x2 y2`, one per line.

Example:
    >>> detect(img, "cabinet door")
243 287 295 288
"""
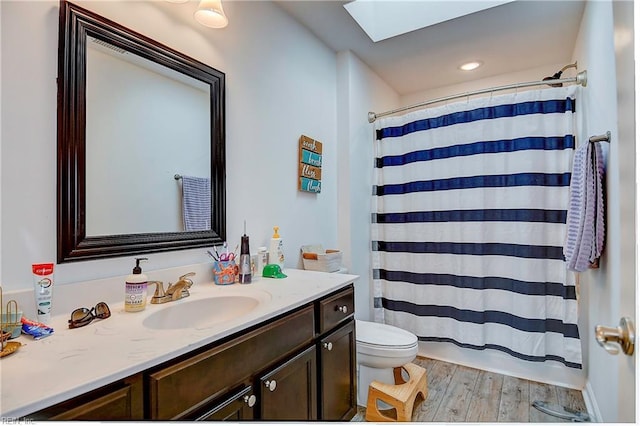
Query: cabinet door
259 346 317 421
319 320 356 420
192 386 256 421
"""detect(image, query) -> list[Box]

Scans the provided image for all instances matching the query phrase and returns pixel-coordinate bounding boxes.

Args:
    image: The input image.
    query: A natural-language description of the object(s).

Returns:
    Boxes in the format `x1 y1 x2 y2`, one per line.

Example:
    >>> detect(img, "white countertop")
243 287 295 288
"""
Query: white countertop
0 268 358 418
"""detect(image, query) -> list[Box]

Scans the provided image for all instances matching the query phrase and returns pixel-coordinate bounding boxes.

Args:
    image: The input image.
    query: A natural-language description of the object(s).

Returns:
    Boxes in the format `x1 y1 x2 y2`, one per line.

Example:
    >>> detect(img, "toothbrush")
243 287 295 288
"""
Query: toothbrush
219 242 230 261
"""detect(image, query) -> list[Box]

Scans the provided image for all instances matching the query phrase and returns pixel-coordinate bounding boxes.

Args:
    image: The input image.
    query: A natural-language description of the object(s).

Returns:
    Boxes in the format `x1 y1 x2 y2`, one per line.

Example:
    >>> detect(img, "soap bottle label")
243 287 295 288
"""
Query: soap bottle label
125 282 147 312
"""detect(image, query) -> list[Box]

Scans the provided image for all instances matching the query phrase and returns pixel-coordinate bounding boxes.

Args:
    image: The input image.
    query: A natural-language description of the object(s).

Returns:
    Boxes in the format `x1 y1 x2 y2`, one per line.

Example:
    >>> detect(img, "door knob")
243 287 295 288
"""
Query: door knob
243 394 256 407
323 342 333 351
264 380 277 392
595 317 635 355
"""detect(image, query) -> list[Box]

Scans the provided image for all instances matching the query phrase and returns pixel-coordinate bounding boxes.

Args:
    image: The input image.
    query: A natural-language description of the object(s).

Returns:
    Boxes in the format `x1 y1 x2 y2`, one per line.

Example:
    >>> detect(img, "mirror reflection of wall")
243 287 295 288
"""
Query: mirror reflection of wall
85 37 211 236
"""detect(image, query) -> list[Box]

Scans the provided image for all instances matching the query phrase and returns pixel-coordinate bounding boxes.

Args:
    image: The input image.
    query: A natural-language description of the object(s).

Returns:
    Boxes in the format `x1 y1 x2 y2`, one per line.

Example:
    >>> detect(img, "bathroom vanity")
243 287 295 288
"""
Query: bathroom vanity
1 268 357 421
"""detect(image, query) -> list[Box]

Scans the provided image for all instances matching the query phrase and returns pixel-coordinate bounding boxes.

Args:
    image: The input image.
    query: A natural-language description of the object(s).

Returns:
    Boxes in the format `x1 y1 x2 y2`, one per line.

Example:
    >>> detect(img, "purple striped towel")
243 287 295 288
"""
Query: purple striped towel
564 141 605 272
181 175 211 231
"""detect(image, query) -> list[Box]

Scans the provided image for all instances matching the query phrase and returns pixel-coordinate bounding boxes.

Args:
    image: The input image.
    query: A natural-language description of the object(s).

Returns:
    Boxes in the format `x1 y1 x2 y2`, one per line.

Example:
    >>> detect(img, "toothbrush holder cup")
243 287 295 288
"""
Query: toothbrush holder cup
212 260 237 285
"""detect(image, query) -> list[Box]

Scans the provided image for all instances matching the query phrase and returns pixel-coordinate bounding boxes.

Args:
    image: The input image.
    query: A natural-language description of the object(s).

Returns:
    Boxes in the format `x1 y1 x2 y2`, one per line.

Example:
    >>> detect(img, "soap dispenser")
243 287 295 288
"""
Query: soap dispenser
125 257 148 312
268 226 285 270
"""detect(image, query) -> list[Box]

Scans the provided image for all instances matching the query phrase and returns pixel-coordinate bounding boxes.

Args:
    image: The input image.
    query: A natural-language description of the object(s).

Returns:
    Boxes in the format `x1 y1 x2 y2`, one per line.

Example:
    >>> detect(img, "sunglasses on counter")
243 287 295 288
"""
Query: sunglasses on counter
68 302 111 329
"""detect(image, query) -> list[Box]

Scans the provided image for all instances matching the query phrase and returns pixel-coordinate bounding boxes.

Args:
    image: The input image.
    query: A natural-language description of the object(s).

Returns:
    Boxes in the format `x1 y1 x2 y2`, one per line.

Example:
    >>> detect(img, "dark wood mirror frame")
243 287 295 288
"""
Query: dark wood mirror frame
57 0 226 263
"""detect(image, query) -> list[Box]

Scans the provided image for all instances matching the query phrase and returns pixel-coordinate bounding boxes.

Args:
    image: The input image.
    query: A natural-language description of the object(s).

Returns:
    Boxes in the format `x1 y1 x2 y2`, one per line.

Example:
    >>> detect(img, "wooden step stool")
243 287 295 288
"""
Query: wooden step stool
365 362 428 422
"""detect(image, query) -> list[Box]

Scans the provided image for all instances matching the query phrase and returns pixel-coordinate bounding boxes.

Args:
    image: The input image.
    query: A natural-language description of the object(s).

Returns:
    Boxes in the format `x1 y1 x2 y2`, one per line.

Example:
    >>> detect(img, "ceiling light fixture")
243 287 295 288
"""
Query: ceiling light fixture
194 0 228 28
459 61 483 71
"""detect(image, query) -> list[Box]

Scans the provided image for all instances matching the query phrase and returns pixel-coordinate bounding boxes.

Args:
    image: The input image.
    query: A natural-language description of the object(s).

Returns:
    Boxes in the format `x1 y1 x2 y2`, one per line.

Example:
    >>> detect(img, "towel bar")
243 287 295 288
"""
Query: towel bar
589 131 610 143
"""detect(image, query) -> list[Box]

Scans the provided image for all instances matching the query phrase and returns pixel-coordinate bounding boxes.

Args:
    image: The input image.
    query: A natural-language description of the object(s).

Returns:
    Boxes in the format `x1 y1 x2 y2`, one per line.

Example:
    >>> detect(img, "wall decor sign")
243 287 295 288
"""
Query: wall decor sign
299 135 322 193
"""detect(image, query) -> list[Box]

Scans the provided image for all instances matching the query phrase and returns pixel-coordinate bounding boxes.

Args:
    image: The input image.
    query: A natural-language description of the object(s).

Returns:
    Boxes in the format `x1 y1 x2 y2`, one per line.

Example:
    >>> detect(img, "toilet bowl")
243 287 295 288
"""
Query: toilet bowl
356 319 418 406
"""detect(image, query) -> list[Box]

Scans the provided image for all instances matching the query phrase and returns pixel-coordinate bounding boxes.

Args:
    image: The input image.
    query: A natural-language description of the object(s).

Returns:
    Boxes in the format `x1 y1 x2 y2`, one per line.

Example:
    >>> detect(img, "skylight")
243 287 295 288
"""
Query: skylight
344 0 517 43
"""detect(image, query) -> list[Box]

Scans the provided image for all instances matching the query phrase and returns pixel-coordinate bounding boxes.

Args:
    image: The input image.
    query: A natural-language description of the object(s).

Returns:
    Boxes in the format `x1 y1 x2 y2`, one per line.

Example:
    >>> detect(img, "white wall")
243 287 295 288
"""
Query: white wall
572 0 635 422
337 51 399 321
401 62 570 106
1 1 338 292
611 1 636 421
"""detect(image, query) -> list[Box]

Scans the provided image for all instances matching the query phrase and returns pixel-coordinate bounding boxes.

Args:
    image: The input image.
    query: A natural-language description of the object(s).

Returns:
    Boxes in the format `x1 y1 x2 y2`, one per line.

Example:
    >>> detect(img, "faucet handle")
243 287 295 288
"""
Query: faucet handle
179 272 196 288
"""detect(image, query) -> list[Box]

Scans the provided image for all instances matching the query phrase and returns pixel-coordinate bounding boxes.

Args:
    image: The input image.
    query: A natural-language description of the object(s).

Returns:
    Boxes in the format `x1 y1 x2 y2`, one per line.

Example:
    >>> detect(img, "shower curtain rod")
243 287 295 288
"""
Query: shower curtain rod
368 70 588 123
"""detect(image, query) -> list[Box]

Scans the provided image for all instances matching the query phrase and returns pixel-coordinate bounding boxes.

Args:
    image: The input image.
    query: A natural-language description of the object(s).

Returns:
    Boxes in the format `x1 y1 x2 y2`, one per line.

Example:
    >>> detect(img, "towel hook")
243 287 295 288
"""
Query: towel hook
174 174 182 180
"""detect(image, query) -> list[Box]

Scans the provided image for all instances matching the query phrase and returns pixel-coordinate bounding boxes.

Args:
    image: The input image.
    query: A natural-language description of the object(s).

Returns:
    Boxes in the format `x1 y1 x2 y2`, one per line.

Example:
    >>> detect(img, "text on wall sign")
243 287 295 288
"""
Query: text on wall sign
299 135 322 193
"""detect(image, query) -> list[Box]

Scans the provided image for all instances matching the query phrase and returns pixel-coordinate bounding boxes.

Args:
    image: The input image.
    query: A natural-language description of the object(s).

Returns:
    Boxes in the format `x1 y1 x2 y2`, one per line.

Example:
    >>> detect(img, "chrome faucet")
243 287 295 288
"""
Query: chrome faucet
150 272 196 304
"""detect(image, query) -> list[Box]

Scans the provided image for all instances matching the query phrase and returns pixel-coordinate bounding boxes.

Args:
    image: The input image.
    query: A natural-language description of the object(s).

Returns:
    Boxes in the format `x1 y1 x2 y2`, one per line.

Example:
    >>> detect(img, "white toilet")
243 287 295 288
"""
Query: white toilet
356 319 419 406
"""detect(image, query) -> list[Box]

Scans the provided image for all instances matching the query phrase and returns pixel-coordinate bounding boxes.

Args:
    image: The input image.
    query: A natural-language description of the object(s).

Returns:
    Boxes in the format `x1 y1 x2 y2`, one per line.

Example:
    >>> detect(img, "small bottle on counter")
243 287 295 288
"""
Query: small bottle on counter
256 246 268 279
125 257 148 312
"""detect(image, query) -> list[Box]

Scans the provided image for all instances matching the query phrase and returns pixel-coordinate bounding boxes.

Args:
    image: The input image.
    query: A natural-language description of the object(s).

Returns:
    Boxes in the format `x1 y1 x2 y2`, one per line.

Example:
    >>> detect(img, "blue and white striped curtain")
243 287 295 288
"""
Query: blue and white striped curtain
372 86 582 370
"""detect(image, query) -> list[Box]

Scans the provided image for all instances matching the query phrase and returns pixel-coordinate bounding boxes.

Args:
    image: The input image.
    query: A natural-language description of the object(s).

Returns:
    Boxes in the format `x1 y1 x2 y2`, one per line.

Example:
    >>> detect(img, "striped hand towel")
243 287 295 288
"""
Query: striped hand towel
564 141 605 271
181 175 211 231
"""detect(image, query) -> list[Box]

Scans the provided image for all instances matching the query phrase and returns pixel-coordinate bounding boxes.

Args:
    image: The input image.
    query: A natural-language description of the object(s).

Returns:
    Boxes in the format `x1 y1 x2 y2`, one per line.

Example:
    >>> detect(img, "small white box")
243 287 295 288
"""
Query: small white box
301 245 342 272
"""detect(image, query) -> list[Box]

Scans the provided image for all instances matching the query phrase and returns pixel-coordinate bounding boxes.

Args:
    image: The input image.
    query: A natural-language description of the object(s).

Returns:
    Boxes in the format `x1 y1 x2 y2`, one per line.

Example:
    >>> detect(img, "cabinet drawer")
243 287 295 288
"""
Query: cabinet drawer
32 374 143 420
318 286 354 334
148 305 315 420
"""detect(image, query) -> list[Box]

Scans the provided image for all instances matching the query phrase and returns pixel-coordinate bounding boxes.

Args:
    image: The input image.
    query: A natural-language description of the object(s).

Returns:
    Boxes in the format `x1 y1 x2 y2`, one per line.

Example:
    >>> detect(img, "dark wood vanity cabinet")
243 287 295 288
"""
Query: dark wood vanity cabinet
316 286 357 420
259 345 318 420
30 374 144 420
163 284 356 422
148 305 316 420
29 284 355 421
190 386 256 420
319 320 357 420
186 345 318 421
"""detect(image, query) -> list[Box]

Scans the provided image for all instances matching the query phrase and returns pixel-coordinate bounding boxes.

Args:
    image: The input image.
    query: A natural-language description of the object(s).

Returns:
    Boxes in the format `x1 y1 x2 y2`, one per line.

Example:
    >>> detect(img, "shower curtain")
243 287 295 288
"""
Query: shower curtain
371 86 582 370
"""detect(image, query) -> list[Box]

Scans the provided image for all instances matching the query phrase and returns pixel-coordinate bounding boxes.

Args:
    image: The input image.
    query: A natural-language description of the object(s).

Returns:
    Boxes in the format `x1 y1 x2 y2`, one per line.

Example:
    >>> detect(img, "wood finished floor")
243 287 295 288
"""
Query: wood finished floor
351 357 588 422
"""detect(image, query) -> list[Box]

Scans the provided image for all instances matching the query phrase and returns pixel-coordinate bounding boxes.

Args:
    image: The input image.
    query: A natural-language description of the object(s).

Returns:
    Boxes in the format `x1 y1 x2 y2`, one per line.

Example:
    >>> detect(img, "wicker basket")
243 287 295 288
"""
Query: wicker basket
301 248 342 272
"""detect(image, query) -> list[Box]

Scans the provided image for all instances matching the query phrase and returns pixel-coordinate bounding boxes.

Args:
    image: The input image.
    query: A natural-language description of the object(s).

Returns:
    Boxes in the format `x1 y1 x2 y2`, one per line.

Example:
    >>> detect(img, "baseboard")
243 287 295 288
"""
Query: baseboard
581 381 602 422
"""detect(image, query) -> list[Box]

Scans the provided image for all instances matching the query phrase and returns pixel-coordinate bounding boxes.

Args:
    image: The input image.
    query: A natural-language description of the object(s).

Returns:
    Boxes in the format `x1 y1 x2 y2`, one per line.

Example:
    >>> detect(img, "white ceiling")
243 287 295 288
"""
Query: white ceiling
275 0 586 96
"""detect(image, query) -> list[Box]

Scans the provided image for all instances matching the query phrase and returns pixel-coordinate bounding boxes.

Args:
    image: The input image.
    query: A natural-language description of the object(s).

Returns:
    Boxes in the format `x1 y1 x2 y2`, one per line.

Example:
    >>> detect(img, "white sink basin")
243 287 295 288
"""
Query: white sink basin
142 289 271 330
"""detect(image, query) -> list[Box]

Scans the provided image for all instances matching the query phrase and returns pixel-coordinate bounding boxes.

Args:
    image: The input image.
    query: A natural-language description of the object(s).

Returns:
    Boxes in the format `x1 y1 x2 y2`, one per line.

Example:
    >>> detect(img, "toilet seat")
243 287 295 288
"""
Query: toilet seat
356 320 418 350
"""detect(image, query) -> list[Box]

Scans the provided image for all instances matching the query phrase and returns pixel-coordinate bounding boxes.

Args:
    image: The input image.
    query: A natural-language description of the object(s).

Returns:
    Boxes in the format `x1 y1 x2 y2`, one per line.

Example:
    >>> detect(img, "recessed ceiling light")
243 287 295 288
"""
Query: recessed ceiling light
459 61 483 71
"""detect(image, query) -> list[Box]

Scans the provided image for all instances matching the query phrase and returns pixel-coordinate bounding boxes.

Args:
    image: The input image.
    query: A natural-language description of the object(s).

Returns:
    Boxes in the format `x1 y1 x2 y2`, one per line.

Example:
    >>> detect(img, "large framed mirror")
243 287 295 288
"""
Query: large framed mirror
57 0 225 263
